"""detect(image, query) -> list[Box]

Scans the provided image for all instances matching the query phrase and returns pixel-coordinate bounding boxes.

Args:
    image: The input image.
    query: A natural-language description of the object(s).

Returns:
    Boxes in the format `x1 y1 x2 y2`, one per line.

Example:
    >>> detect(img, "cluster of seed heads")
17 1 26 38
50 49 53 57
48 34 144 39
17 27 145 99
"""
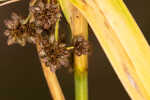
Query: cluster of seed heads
4 0 90 71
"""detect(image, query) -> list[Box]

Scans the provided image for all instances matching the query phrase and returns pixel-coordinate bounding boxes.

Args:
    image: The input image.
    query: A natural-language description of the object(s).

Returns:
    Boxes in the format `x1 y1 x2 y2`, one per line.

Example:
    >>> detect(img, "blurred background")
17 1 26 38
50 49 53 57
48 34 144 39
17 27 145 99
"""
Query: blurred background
0 0 150 100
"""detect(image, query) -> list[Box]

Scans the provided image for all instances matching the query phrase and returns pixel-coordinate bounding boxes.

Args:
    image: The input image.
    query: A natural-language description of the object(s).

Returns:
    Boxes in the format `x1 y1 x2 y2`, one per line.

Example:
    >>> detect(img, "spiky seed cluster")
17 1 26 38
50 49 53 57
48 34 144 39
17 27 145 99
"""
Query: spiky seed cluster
38 37 70 72
3 0 91 71
4 13 38 46
73 36 90 56
30 0 61 30
3 0 69 71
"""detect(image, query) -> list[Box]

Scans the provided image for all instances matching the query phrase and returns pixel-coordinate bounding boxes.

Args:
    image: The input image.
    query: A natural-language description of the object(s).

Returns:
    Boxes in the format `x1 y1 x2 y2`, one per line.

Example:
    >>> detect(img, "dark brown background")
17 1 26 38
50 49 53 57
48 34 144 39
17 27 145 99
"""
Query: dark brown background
0 0 150 100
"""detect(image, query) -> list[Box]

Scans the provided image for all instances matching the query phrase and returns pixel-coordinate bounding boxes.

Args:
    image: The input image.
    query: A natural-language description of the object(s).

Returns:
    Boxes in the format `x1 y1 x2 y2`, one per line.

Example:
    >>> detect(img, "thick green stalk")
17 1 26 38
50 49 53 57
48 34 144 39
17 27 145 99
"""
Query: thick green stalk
58 0 88 100
75 71 88 100
72 11 88 100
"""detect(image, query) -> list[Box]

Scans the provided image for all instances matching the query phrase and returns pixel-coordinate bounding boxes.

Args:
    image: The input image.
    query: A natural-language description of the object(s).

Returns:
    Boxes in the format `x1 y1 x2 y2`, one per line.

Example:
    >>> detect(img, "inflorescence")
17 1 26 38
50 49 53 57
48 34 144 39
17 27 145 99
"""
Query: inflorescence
30 0 61 30
73 36 90 56
4 0 90 71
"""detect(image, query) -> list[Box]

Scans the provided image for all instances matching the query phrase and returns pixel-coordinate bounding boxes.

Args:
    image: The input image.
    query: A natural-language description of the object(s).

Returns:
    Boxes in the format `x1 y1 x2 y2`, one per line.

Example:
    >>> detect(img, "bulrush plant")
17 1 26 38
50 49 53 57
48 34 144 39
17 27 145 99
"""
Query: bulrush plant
1 0 150 100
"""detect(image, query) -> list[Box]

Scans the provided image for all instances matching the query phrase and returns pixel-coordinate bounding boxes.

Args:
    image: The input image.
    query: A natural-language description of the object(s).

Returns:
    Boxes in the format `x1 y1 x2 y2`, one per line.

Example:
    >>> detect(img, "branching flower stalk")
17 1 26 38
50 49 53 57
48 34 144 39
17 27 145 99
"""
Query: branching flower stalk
32 0 66 99
3 0 66 100
35 12 66 100
3 0 89 100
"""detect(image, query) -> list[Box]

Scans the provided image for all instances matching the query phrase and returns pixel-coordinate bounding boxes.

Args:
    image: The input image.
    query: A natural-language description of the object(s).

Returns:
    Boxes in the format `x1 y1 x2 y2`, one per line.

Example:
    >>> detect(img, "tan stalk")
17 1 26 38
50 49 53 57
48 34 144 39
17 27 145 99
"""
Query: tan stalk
67 0 150 100
36 44 65 100
22 1 65 99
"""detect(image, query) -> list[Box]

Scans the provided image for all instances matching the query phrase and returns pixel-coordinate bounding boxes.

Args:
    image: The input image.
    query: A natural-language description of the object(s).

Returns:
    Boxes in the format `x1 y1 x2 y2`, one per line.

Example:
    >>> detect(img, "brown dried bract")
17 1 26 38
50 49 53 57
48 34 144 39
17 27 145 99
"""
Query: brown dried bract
73 36 90 56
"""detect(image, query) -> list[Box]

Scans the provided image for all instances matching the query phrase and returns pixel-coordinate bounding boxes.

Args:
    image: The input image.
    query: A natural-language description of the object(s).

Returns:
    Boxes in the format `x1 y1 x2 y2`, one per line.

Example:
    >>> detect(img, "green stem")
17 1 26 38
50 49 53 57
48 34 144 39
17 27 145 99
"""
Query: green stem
75 71 88 100
58 0 88 100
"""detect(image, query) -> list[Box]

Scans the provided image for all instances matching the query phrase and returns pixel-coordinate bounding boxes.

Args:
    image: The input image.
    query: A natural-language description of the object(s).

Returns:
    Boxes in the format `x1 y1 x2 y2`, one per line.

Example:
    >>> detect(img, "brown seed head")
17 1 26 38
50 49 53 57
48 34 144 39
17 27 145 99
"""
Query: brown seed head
73 36 90 56
4 13 40 46
4 13 27 46
30 0 61 30
38 37 70 71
